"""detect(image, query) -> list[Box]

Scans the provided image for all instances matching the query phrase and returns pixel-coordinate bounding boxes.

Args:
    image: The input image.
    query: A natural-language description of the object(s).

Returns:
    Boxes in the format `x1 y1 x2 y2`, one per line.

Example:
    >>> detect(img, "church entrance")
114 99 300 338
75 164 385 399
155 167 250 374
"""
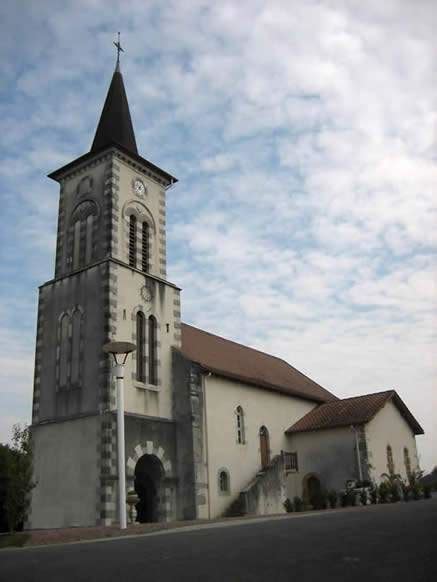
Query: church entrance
259 426 270 469
134 454 164 523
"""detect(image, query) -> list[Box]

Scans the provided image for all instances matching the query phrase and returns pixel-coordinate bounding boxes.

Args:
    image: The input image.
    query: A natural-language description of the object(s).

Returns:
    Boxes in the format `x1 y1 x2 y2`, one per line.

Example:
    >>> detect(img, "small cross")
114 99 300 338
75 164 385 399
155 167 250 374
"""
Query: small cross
113 32 124 68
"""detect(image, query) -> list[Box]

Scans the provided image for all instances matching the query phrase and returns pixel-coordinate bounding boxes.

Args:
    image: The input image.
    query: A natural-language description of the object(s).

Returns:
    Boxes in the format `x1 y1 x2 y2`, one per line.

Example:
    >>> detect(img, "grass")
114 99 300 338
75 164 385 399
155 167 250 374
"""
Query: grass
0 533 30 549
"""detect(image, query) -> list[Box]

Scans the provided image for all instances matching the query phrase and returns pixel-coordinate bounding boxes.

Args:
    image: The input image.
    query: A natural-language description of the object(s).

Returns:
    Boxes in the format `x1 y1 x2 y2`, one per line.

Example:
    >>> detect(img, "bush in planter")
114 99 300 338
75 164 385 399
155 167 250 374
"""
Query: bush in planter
283 498 294 513
378 481 390 503
327 490 337 509
369 487 378 504
293 496 303 512
401 483 411 502
347 490 357 507
389 482 401 503
411 482 422 500
424 485 432 499
360 489 368 506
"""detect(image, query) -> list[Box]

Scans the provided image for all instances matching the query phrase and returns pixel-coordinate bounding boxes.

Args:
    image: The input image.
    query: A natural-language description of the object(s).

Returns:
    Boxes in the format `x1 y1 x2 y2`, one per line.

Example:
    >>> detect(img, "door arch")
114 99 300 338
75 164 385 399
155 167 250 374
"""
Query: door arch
259 426 270 469
134 454 165 523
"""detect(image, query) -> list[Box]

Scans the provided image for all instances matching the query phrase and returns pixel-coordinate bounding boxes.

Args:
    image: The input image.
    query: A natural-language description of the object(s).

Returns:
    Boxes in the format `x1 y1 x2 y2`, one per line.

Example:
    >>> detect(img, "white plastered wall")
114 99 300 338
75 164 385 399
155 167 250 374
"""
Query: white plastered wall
204 374 316 518
365 400 420 482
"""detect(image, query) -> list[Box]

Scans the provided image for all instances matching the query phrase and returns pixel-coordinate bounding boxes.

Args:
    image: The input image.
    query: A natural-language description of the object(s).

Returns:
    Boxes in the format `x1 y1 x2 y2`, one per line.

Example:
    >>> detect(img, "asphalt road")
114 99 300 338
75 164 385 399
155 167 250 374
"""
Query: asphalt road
1 498 436 582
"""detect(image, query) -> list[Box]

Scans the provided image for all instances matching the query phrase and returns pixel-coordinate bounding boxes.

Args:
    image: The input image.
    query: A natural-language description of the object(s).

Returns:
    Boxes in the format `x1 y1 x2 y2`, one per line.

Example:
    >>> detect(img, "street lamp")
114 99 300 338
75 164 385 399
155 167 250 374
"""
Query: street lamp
103 341 136 529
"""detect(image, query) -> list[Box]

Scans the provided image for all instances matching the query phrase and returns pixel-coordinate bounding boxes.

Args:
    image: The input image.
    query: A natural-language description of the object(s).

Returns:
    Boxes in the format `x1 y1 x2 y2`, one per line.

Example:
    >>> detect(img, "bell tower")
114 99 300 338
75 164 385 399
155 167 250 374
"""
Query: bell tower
29 45 182 528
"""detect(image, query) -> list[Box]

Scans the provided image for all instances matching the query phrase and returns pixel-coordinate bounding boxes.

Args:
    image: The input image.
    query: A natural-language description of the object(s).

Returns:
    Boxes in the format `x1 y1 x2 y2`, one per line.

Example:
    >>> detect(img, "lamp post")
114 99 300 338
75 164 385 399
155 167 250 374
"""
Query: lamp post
103 341 136 530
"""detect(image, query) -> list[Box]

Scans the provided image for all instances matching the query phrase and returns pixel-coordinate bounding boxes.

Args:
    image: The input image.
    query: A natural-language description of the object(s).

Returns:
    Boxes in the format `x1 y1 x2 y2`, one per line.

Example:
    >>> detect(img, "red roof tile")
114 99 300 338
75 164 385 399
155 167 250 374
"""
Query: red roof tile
286 390 424 435
179 323 337 403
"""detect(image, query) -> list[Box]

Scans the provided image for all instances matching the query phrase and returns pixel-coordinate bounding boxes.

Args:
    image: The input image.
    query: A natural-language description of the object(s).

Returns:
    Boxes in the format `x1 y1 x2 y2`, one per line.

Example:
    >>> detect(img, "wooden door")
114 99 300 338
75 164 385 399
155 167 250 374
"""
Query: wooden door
259 426 270 469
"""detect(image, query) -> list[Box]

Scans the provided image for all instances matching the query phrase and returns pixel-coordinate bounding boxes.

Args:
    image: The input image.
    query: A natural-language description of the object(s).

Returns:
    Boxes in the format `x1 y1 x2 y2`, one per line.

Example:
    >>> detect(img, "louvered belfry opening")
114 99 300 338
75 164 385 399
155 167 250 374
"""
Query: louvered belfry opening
129 215 137 268
142 222 149 273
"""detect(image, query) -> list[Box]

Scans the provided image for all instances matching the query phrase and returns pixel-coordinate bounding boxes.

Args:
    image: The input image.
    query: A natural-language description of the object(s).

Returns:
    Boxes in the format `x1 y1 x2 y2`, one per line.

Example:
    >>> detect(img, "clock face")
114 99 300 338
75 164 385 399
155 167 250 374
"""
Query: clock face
133 179 146 196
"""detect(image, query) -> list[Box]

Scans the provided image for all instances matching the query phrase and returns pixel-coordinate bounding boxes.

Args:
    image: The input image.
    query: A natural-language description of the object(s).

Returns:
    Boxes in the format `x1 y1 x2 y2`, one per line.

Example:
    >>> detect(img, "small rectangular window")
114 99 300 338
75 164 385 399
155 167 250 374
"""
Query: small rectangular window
283 451 298 472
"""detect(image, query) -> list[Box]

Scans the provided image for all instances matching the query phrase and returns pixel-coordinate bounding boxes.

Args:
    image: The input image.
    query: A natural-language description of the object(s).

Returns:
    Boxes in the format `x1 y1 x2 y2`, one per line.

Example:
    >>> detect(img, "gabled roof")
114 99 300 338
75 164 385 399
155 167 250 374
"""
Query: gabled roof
179 323 337 404
91 67 137 154
286 390 424 435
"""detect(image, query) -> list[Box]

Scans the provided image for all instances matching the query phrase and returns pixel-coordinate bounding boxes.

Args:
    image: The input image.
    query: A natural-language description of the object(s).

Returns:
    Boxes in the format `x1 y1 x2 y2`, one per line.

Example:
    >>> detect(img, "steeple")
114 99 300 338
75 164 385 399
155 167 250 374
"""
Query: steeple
90 39 138 154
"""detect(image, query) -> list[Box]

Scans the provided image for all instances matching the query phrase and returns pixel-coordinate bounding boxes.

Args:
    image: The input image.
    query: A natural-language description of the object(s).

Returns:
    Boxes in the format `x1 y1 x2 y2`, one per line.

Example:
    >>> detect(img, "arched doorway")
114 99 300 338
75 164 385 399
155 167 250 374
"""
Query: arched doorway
134 454 164 523
302 473 322 508
259 426 270 469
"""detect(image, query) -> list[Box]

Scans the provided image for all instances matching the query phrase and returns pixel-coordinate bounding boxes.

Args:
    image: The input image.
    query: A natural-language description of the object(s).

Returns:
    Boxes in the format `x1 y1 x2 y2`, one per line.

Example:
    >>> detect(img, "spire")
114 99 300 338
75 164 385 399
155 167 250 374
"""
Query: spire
90 34 138 154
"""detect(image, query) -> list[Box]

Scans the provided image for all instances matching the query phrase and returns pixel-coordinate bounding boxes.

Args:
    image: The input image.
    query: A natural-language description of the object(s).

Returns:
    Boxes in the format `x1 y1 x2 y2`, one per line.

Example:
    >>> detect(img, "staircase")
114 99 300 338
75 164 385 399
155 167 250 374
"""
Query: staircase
226 455 287 517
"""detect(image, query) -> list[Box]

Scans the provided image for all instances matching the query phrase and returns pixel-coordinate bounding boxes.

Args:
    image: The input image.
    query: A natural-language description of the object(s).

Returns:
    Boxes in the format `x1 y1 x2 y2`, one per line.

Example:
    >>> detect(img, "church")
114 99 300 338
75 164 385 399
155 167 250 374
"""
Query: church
29 53 423 529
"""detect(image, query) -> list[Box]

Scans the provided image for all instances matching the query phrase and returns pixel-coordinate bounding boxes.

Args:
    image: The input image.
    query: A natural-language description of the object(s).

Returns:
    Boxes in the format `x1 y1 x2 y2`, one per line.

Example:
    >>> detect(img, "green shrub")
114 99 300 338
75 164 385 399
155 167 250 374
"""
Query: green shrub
283 498 294 513
390 483 401 502
327 490 337 509
360 489 367 506
369 487 378 504
293 496 303 512
378 482 390 503
424 485 432 499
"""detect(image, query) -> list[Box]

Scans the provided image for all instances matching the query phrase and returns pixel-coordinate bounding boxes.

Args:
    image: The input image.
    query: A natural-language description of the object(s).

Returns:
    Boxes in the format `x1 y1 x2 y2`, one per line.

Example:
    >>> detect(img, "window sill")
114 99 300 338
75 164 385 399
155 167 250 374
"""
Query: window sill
134 382 159 392
285 469 298 474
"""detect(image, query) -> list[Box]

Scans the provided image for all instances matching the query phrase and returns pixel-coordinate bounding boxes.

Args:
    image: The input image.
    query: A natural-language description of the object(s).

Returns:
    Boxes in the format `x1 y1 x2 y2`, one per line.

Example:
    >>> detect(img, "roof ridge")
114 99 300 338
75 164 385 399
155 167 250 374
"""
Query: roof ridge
333 389 395 403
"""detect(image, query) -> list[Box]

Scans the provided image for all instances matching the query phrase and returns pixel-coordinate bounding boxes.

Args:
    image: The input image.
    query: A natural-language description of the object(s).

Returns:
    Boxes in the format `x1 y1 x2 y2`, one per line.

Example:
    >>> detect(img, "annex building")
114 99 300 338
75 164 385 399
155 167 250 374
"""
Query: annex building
29 56 424 528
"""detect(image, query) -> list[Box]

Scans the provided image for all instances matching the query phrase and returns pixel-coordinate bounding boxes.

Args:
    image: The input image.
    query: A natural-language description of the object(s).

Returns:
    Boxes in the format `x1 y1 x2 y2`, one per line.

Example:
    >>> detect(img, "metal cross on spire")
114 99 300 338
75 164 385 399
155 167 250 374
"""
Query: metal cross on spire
113 32 124 71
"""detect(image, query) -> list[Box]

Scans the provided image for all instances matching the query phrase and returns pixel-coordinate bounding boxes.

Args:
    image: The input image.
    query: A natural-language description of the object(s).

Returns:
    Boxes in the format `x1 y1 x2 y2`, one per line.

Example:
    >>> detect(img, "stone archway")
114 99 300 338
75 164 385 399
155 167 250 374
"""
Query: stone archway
302 473 322 509
134 454 164 523
126 441 174 522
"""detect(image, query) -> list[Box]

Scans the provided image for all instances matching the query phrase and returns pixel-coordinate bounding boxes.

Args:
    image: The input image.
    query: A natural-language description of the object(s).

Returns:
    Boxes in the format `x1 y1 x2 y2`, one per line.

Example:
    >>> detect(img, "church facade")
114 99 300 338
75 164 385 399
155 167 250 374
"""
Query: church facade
29 59 423 529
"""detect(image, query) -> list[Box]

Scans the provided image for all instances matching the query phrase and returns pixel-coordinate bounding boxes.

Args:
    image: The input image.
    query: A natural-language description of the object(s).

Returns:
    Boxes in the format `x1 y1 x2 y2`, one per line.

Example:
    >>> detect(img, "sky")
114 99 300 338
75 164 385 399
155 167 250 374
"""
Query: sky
0 0 435 471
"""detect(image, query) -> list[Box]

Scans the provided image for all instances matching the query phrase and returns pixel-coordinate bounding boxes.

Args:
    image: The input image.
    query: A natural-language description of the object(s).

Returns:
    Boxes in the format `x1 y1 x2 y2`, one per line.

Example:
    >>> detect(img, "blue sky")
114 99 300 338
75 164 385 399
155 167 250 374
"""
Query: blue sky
0 0 435 470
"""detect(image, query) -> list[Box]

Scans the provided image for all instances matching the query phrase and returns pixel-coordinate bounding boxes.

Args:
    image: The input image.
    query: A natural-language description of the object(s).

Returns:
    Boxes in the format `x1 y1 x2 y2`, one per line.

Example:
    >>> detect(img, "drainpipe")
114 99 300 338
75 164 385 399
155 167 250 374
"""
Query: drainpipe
202 371 212 519
351 425 363 483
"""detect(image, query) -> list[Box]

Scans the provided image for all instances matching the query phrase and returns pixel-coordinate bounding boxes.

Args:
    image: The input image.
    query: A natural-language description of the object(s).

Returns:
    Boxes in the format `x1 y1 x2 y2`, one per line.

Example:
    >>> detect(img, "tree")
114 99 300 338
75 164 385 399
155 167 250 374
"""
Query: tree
3 424 36 532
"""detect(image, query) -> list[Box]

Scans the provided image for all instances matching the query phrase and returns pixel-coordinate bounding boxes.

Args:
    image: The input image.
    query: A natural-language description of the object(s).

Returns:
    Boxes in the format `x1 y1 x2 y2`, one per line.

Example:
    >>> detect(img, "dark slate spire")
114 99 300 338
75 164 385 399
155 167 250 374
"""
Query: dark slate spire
91 62 138 154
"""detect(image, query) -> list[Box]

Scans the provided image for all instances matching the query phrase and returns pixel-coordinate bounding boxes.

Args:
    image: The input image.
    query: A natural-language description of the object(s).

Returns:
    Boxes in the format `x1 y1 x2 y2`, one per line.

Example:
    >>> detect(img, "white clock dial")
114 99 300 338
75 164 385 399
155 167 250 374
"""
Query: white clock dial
133 179 145 196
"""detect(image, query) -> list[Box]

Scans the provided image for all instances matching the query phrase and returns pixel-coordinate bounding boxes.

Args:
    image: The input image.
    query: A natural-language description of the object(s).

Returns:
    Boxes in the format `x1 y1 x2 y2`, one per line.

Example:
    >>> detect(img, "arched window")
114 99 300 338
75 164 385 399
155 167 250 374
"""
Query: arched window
404 447 411 478
142 222 149 273
148 315 157 385
71 309 82 385
387 445 395 475
218 469 230 494
70 200 98 271
259 426 270 469
59 313 70 387
236 406 245 444
136 312 145 382
129 215 137 268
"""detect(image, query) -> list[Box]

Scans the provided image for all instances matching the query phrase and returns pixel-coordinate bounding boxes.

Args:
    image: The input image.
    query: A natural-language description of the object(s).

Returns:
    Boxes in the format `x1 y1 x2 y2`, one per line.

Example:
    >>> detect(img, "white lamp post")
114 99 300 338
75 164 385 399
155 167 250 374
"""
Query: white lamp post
103 341 136 530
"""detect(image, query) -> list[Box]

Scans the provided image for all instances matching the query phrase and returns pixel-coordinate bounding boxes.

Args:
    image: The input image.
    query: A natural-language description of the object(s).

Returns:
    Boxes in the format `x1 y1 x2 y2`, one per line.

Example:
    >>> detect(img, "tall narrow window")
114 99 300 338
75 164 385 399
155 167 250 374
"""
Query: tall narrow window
71 310 82 384
236 406 245 444
129 215 137 268
85 214 94 265
142 222 149 273
136 312 145 382
148 315 157 385
218 469 230 494
404 447 411 478
59 314 70 387
72 220 81 270
387 444 395 475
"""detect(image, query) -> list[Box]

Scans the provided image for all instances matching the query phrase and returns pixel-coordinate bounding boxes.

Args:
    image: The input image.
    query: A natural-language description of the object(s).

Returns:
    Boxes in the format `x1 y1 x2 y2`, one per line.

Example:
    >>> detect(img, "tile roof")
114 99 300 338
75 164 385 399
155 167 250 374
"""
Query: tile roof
286 390 424 435
179 323 337 403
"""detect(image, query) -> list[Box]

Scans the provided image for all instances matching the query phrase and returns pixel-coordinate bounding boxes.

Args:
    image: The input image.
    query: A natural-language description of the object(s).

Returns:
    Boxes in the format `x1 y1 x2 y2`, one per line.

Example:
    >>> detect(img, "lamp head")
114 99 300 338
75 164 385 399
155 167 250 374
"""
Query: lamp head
103 341 136 365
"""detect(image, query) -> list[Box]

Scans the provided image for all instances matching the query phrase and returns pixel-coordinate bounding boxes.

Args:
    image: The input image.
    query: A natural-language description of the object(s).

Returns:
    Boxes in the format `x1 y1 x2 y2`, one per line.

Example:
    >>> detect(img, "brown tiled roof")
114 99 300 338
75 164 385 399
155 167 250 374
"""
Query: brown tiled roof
286 390 424 435
179 323 337 403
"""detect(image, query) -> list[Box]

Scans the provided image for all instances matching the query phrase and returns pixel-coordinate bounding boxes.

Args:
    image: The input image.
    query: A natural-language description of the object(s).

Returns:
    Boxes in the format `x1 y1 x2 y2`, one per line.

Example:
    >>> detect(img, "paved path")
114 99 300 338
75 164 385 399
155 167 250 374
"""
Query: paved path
1 498 436 581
